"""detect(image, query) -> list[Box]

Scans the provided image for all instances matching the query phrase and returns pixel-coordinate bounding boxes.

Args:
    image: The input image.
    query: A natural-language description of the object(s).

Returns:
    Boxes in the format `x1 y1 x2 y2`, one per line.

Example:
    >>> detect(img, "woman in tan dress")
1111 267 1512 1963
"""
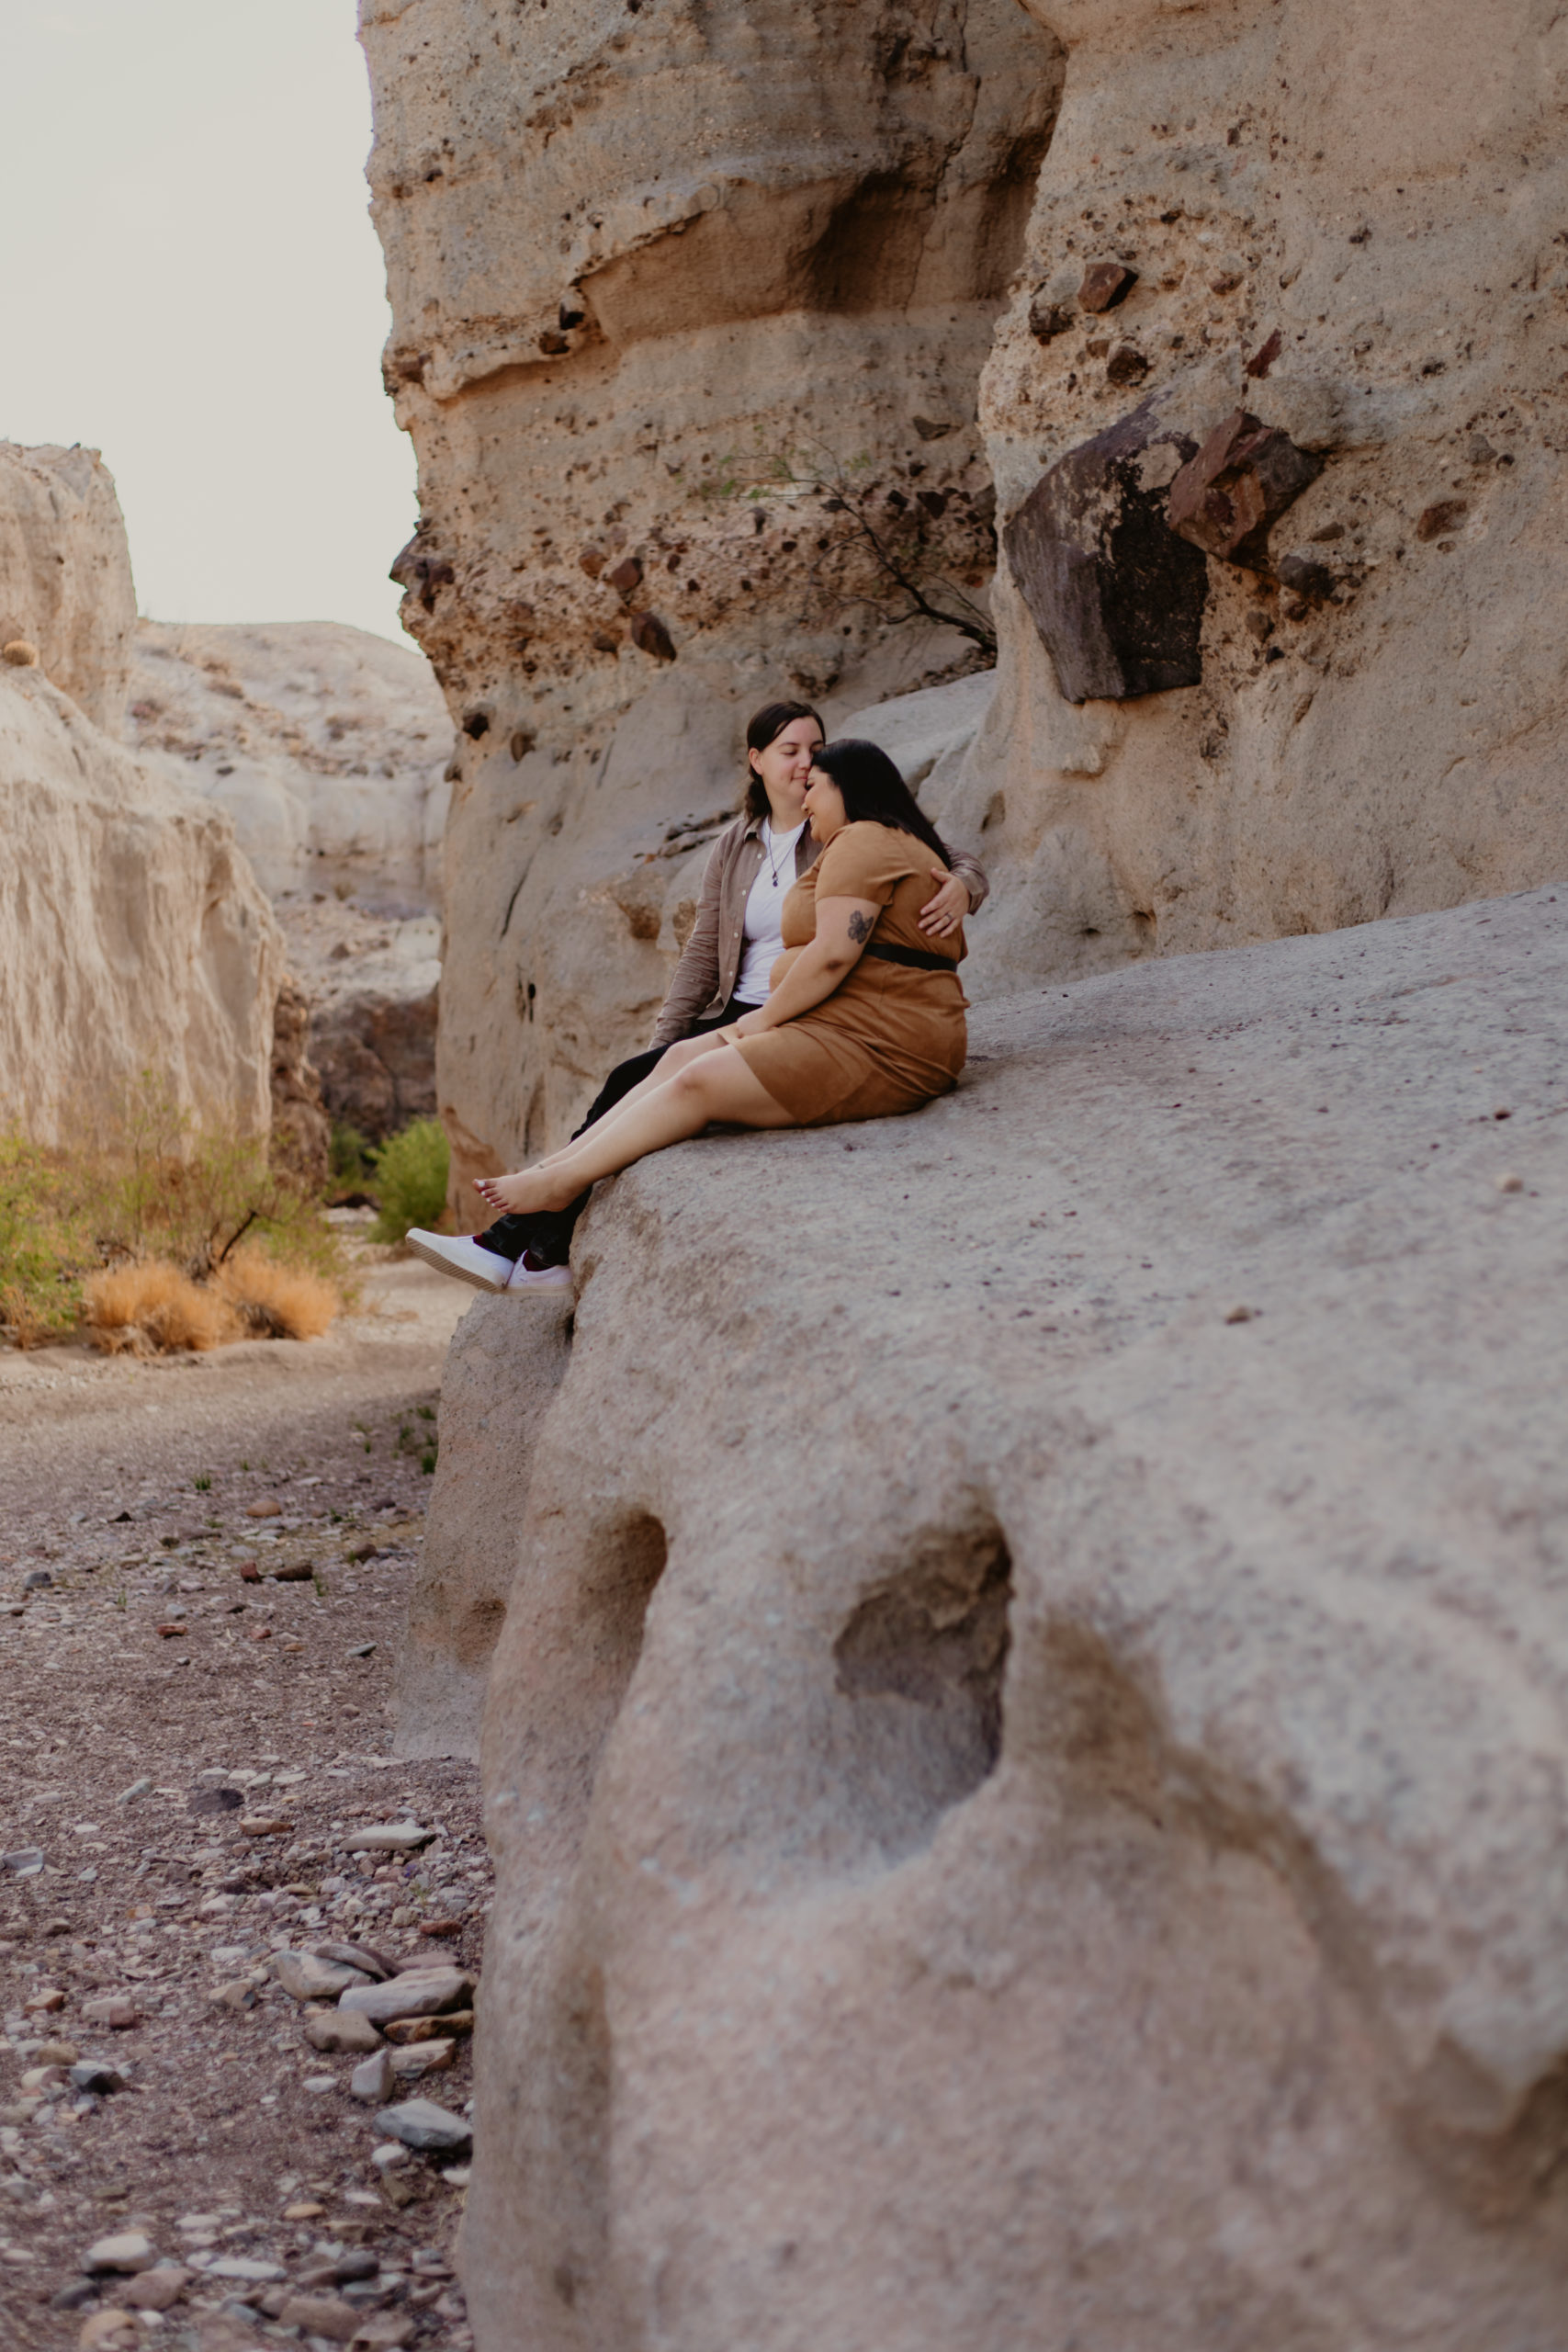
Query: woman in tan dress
473 739 969 1219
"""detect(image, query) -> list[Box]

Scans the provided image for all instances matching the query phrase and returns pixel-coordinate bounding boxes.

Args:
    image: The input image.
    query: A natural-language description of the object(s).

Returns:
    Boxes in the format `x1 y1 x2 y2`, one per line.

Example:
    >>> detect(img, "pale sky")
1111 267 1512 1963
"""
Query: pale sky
0 1 416 643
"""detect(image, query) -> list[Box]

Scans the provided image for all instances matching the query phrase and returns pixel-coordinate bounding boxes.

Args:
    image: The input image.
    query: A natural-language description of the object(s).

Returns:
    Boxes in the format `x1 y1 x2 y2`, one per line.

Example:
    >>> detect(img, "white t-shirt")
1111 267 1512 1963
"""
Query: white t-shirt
733 820 807 1004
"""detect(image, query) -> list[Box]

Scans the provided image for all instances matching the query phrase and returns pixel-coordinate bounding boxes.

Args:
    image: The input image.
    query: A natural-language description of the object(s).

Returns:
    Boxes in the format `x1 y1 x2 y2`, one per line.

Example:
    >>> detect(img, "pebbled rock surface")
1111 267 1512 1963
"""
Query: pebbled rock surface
421 885 1568 2350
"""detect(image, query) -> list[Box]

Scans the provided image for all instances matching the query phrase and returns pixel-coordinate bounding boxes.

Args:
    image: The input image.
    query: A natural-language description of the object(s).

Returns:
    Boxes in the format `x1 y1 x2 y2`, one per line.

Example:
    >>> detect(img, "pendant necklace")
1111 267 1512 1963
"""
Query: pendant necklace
765 822 792 888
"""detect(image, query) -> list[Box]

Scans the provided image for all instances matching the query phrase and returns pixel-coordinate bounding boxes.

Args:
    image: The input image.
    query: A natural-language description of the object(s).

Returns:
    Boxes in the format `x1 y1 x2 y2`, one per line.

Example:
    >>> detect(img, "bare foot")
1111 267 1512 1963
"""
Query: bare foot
475 1166 579 1216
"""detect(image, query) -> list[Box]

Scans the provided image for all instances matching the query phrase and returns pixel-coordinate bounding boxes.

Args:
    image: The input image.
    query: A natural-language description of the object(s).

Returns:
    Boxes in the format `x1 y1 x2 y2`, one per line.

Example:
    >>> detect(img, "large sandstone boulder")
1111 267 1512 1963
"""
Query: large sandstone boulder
359 0 1066 1192
127 619 452 905
409 883 1568 2349
950 0 1568 991
0 441 139 736
0 663 283 1143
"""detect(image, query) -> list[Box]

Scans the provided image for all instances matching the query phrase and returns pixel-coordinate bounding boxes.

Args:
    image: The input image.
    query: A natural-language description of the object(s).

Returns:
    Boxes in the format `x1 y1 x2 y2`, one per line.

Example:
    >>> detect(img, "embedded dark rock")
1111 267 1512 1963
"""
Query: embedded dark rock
1168 409 1323 572
1078 261 1137 312
1028 293 1074 344
1275 549 1337 603
1416 498 1469 542
1105 343 1149 386
1002 402 1206 703
629 611 676 662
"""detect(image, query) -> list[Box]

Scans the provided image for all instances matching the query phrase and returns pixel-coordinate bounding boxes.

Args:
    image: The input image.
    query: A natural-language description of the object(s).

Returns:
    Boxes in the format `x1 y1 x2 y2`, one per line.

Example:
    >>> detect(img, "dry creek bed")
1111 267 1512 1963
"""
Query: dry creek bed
0 1260 479 2352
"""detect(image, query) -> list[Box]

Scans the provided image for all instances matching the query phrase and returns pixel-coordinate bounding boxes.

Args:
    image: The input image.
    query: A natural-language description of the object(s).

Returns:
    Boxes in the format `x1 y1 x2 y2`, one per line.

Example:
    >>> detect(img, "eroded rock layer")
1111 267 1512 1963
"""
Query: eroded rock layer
128 619 452 906
0 441 139 737
947 0 1568 990
0 665 283 1143
360 0 1064 1187
414 885 1568 2351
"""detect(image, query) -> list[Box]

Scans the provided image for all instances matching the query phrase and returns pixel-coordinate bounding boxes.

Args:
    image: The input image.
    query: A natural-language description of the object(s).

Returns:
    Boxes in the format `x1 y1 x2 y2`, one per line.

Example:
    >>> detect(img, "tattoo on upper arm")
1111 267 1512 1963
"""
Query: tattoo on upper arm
847 910 874 944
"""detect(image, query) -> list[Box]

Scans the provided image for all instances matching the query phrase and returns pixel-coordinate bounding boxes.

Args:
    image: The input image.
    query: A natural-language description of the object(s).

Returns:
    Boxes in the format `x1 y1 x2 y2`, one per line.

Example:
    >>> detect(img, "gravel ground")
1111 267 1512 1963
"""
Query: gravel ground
0 1256 480 2351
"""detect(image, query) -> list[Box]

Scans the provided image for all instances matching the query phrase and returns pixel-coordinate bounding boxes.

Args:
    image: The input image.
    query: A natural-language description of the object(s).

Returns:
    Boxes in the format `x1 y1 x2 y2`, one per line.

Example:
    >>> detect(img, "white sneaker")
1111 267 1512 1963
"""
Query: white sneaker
405 1230 514 1293
506 1255 574 1294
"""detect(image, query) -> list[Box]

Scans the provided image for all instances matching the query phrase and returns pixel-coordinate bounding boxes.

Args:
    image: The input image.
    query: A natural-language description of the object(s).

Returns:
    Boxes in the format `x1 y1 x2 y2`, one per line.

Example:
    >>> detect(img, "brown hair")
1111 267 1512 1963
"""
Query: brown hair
810 738 951 866
742 699 825 821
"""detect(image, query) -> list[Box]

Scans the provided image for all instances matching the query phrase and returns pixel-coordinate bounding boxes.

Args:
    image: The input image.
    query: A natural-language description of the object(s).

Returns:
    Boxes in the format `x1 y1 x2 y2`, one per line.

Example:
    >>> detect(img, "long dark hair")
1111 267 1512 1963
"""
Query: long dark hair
811 738 951 865
743 699 824 820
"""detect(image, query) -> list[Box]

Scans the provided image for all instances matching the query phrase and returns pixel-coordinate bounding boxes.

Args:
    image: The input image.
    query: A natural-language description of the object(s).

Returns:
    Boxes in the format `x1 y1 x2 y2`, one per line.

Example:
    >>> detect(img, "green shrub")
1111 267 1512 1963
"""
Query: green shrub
330 1121 375 1193
369 1118 449 1243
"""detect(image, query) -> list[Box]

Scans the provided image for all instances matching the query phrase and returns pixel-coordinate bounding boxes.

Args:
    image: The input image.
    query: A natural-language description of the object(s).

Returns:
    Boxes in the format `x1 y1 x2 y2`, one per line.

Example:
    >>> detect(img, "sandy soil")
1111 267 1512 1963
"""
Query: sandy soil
0 1256 479 2352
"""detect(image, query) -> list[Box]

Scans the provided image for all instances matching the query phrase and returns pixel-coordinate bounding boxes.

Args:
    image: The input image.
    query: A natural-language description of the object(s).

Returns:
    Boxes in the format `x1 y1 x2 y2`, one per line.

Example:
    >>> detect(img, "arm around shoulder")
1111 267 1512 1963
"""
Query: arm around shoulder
946 844 989 914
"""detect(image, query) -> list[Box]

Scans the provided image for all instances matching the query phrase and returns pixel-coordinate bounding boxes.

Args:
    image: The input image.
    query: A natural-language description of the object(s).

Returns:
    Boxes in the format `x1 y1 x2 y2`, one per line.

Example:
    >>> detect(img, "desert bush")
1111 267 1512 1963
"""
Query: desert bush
215 1247 338 1341
0 1073 355 1347
84 1261 238 1354
369 1117 450 1242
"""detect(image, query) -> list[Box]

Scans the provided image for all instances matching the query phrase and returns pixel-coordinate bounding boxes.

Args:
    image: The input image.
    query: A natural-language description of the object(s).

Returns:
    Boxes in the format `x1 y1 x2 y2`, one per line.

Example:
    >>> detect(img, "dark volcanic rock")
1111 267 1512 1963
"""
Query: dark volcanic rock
1168 408 1323 572
1002 402 1207 703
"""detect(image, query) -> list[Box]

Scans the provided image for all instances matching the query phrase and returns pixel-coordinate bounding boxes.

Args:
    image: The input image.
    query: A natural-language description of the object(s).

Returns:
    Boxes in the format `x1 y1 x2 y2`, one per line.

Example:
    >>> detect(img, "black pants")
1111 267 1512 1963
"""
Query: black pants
476 995 753 1266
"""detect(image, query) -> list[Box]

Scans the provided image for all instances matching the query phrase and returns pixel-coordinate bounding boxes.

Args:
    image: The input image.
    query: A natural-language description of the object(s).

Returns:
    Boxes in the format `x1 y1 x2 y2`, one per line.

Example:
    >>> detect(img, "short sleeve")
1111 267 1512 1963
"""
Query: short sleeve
813 822 919 906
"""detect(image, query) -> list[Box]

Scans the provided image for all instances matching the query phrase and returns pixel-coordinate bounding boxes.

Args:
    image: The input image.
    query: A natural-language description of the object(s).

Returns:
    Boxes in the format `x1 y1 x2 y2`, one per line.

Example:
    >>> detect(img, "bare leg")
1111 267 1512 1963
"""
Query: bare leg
522 1031 729 1174
475 1046 794 1215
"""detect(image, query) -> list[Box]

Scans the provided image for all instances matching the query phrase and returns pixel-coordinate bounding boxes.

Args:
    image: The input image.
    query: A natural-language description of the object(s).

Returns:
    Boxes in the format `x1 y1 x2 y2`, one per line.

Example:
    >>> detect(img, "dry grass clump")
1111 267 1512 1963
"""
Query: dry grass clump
84 1261 239 1355
214 1247 339 1340
0 1078 355 1349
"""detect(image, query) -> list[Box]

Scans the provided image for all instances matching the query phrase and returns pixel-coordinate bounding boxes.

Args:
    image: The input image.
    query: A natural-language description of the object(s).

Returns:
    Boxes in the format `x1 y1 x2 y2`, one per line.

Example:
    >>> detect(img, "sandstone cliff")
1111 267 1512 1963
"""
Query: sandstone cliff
0 446 285 1147
945 0 1568 990
366 0 1568 1211
0 663 283 1144
124 619 452 1145
360 0 1065 1188
127 618 452 906
0 441 139 737
406 883 1568 2351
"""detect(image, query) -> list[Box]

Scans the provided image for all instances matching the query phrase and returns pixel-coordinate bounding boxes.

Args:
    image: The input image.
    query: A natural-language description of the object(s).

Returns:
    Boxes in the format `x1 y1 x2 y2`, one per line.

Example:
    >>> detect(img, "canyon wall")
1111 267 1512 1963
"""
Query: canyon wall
412 884 1568 2351
0 662 282 1145
360 0 1065 1189
367 0 1568 1199
128 618 451 908
0 442 139 737
0 448 284 1146
936 0 1568 993
126 617 453 1144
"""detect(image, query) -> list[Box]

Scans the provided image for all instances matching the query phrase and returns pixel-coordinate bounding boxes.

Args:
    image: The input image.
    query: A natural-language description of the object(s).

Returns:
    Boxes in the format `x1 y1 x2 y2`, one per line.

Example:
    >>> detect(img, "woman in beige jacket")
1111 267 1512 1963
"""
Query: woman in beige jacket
409 699 987 1292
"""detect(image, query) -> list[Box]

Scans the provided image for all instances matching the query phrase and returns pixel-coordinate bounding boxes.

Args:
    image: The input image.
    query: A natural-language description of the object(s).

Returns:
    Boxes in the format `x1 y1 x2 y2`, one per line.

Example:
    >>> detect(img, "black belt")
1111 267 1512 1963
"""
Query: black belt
864 940 960 974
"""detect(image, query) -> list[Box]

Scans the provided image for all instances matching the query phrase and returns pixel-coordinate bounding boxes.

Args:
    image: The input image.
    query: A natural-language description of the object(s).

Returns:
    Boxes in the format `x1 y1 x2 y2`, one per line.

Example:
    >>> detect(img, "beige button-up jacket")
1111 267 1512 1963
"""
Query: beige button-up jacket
649 811 990 1048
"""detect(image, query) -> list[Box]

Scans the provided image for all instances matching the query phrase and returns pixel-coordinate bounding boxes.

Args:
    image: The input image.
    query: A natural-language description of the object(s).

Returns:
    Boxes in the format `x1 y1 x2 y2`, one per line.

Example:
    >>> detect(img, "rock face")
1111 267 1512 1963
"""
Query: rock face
269 977 332 1185
396 1291 571 1759
360 0 1066 1193
0 441 139 737
0 662 283 1143
409 883 1568 2351
1001 398 1206 701
274 894 441 1145
948 0 1568 992
127 620 452 906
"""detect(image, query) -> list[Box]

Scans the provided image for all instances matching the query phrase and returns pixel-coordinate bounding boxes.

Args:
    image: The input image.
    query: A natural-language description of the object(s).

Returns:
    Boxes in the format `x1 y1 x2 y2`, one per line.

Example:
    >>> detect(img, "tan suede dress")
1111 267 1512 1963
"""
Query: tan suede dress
735 820 968 1126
